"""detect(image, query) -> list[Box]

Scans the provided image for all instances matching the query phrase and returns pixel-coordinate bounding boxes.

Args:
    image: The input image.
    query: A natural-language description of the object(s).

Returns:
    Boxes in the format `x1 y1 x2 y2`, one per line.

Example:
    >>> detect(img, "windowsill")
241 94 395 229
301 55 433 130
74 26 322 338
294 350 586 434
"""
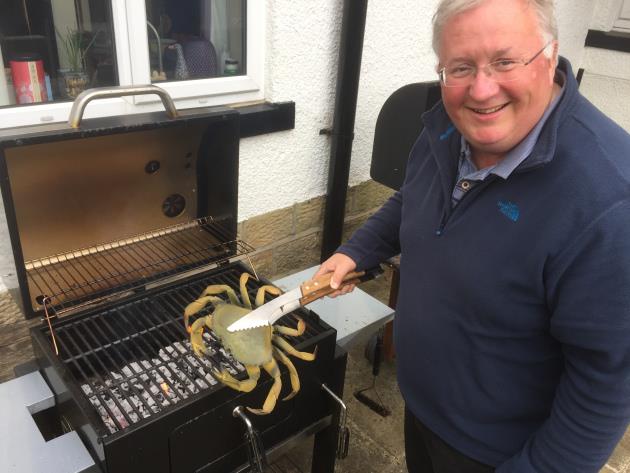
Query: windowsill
585 30 630 53
233 101 295 138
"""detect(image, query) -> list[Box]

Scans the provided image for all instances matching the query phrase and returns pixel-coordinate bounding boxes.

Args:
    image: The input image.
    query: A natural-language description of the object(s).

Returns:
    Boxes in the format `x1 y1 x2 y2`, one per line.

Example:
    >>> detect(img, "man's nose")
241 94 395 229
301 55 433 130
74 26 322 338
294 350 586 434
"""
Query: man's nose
468 67 500 99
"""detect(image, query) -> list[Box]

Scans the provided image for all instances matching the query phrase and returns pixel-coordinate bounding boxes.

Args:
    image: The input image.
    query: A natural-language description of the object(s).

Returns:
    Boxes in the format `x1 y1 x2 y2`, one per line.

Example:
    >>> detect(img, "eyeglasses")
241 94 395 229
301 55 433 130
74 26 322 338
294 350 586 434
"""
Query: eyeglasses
438 41 553 87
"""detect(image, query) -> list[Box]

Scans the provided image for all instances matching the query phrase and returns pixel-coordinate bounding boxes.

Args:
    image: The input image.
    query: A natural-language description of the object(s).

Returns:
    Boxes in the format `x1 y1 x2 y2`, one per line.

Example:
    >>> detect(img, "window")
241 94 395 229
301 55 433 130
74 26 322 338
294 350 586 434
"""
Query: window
0 0 264 128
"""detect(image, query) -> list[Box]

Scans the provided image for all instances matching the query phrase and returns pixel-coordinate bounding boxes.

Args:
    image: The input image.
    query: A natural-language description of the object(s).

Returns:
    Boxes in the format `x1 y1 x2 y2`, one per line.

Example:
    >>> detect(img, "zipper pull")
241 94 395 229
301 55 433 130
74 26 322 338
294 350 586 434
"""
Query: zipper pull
435 211 448 236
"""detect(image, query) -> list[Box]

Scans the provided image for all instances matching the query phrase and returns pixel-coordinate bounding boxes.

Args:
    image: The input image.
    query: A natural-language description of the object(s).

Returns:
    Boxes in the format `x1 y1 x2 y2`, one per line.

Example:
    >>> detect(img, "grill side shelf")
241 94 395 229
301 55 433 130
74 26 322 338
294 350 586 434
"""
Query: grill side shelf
25 217 253 317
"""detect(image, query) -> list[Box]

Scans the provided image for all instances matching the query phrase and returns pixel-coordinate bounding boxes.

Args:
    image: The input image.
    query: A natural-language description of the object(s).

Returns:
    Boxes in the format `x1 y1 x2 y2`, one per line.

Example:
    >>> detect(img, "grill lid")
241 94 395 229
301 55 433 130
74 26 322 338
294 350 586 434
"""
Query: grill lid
0 86 245 319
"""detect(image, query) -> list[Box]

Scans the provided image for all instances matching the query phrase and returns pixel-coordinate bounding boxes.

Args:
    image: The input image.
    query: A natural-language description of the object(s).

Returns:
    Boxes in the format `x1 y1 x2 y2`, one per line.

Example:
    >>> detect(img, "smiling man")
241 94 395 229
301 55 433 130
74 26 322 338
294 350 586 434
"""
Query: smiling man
437 0 560 169
316 0 630 472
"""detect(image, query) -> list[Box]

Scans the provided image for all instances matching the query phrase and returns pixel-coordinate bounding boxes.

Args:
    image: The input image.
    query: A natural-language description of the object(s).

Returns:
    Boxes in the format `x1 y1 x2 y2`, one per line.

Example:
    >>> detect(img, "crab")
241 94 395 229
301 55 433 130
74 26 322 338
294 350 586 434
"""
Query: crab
183 272 317 415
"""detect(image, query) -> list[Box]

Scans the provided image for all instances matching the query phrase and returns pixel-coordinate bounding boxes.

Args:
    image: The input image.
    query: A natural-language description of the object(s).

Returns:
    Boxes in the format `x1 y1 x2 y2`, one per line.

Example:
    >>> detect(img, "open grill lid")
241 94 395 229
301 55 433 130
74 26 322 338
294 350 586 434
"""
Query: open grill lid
0 86 248 319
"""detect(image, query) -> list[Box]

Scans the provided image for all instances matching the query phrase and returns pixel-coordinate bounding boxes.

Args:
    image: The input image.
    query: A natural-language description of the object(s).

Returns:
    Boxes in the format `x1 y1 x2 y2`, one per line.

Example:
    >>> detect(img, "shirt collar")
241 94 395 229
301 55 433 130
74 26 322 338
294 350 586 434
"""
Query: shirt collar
459 69 567 180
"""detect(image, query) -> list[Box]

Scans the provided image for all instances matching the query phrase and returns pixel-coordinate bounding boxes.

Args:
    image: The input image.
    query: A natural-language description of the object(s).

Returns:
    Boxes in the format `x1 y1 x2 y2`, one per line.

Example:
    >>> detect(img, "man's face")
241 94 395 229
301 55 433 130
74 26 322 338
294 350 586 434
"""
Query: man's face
438 0 557 161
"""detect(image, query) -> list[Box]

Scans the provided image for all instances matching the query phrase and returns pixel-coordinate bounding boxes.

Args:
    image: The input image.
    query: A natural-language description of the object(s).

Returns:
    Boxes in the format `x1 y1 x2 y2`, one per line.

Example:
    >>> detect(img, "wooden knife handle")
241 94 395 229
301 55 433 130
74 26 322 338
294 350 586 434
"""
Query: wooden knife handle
299 271 366 305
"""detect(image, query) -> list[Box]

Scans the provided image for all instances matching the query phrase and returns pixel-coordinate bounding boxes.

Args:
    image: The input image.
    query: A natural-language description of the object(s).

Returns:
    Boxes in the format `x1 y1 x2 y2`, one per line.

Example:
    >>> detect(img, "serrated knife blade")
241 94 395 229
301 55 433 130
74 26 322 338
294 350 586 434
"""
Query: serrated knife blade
226 266 383 332
226 287 303 331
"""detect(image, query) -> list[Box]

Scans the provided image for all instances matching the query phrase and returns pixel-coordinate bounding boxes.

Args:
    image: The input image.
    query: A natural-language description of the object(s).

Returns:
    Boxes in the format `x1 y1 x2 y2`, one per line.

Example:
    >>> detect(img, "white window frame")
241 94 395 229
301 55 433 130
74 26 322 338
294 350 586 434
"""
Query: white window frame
613 0 630 31
0 0 264 129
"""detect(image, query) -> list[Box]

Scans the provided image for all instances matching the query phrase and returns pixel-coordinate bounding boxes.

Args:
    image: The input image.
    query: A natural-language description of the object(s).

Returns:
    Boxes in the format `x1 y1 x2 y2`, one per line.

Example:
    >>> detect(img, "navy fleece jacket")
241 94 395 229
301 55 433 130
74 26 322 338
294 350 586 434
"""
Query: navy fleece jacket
338 58 630 472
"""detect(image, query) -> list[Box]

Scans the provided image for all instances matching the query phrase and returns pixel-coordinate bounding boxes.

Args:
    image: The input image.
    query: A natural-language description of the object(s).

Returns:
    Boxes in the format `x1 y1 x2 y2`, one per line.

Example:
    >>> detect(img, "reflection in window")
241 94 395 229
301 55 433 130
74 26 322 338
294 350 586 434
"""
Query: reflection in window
0 0 117 108
145 0 245 83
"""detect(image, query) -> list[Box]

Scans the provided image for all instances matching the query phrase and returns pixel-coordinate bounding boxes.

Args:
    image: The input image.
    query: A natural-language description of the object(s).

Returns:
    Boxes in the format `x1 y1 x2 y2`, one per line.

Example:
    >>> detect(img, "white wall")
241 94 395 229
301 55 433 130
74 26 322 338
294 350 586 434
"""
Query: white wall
579 0 630 132
590 0 623 31
0 0 604 291
580 47 630 131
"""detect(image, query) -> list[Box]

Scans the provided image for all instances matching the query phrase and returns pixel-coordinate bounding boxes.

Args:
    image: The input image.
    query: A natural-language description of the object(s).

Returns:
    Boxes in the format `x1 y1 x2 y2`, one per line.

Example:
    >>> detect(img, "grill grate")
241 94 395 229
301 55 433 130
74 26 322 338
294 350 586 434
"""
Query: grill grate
24 217 254 314
46 265 321 434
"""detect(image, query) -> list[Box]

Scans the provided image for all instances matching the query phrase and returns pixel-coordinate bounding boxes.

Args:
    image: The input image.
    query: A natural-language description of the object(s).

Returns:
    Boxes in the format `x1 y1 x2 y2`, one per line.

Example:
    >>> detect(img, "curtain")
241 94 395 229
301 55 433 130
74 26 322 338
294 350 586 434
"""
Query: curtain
0 45 10 106
209 0 229 74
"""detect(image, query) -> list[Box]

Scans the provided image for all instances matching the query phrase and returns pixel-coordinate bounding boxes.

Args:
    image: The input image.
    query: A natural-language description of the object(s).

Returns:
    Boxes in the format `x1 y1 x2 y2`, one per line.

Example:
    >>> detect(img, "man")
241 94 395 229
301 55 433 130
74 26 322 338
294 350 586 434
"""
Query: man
317 0 630 471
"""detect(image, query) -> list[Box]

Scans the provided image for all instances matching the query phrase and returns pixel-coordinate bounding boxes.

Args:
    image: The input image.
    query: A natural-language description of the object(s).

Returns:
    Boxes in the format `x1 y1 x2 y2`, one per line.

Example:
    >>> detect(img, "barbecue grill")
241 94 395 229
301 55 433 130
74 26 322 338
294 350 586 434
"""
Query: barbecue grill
0 86 348 473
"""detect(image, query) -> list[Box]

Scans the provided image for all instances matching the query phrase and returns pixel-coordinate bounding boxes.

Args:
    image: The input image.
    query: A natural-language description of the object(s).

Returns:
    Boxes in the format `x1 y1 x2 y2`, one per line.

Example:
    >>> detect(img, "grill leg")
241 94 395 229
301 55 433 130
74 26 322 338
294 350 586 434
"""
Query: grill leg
311 346 348 473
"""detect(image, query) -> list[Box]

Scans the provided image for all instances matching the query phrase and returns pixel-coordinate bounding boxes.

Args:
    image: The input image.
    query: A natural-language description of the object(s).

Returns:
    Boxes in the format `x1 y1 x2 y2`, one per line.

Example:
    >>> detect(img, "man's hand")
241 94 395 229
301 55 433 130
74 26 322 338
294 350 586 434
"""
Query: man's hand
315 253 357 297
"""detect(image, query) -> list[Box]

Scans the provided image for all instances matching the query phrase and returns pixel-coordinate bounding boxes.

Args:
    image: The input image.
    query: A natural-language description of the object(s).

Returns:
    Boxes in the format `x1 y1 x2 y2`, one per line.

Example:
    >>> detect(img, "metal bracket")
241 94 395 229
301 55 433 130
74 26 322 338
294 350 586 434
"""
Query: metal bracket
322 384 350 459
41 296 59 355
233 406 267 472
244 252 260 281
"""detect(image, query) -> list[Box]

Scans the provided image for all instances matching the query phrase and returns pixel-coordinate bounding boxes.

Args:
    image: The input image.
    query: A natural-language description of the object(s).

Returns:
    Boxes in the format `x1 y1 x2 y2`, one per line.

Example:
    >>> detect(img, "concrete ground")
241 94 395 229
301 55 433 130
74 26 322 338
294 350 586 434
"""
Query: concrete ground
268 276 630 473
267 340 405 473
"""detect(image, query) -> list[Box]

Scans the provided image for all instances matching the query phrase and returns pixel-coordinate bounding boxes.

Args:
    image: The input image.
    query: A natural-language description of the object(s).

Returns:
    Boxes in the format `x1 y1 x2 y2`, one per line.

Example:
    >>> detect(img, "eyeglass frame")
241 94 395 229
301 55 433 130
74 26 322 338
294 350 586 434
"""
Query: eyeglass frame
437 40 554 87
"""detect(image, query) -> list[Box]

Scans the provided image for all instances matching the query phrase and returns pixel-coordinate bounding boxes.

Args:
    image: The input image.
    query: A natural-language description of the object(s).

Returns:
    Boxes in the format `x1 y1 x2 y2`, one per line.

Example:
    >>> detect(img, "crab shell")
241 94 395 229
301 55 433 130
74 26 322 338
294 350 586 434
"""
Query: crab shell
211 302 273 366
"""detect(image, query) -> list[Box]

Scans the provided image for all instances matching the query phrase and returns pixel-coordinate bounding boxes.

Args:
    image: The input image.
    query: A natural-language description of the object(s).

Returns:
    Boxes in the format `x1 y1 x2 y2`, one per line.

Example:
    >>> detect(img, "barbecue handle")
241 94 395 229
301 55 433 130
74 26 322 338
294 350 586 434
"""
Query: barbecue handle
68 85 178 128
299 265 383 305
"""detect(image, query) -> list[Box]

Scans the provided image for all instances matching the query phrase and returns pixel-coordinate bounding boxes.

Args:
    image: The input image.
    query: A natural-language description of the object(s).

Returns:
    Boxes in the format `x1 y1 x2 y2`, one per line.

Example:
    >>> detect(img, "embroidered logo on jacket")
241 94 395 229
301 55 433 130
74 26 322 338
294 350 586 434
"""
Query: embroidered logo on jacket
440 124 455 140
498 201 520 222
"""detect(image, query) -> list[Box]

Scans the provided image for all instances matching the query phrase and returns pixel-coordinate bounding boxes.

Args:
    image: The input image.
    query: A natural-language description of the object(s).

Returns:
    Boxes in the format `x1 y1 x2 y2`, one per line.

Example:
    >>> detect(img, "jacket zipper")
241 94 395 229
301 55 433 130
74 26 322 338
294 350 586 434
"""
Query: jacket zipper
435 175 498 236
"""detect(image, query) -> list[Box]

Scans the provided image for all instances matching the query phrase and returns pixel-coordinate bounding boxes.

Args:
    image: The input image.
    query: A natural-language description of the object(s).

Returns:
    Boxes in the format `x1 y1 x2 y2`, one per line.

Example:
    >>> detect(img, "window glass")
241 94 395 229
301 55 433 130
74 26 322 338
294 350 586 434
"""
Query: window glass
144 0 245 83
0 0 117 108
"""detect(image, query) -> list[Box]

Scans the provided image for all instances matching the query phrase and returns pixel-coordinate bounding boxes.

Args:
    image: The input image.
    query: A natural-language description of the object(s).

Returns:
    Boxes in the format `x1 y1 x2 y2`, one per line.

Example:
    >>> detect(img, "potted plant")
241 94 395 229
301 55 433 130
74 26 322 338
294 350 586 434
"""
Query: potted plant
56 27 97 98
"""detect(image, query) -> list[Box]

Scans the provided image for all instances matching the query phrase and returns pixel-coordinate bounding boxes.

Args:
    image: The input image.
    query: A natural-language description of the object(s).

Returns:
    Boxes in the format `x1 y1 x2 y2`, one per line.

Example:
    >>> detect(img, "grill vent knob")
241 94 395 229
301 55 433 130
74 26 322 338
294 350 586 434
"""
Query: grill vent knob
145 160 160 174
162 194 186 218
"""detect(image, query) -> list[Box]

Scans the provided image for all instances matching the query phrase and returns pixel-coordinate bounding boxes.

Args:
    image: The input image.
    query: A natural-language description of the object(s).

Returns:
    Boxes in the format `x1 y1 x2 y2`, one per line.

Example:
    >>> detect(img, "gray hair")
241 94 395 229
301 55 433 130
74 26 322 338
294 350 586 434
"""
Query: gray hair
432 0 558 57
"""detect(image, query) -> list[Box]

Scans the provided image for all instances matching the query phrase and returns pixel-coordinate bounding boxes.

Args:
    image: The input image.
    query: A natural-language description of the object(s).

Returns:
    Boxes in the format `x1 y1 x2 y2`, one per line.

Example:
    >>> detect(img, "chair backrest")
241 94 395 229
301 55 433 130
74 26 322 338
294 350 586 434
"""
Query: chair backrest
182 38 218 78
370 81 442 191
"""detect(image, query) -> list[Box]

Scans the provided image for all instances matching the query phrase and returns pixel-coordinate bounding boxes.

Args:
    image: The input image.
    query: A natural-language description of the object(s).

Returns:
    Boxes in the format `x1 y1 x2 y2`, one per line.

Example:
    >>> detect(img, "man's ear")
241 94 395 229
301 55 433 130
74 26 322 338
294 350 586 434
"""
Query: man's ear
551 41 559 64
548 40 559 82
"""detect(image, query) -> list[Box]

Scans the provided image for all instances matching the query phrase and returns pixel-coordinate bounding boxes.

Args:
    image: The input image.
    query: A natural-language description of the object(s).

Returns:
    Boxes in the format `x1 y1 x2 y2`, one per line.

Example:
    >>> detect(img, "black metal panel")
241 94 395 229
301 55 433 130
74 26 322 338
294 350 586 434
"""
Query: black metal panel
197 117 240 233
585 29 630 54
312 345 347 473
370 81 442 191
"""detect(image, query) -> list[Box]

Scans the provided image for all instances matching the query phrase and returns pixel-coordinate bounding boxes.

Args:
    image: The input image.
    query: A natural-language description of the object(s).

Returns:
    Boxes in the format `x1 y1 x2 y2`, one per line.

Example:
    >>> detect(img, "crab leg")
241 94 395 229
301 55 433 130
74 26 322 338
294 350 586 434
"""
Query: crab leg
189 315 214 356
255 285 282 307
213 364 260 392
184 283 240 331
272 336 317 361
239 273 253 309
200 284 240 305
247 359 282 415
273 317 306 337
273 347 300 400
184 295 222 332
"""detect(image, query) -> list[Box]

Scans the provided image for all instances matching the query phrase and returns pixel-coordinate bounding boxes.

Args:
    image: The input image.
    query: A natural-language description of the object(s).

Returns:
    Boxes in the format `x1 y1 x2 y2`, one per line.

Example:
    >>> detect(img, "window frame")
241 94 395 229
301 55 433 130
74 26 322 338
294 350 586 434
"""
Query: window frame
0 0 264 129
613 0 630 31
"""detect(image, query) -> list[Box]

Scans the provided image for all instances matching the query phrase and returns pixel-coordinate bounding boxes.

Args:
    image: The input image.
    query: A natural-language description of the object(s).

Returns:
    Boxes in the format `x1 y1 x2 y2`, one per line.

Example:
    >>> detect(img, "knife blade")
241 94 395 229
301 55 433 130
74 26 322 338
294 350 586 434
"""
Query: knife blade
227 266 383 332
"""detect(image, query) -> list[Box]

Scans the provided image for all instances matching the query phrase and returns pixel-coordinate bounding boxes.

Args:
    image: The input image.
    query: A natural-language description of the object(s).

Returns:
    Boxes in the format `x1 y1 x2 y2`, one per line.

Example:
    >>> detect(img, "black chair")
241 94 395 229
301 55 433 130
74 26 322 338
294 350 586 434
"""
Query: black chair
370 81 442 191
369 81 442 363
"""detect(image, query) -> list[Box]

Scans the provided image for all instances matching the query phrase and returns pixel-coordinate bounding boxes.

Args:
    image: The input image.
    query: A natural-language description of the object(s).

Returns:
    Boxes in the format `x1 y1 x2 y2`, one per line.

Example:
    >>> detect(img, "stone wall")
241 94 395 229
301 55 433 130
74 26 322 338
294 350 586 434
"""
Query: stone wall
241 180 395 280
0 179 395 382
0 289 33 382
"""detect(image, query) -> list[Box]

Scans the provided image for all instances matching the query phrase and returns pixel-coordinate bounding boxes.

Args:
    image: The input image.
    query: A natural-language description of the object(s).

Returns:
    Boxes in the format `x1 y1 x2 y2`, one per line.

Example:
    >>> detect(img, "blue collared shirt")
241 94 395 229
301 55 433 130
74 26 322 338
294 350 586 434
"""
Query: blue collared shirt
451 71 566 207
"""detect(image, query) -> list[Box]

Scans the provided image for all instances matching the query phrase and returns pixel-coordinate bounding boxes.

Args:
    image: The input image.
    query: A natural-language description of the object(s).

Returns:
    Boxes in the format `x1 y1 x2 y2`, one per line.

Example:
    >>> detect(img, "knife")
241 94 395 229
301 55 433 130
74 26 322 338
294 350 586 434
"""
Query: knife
227 266 383 332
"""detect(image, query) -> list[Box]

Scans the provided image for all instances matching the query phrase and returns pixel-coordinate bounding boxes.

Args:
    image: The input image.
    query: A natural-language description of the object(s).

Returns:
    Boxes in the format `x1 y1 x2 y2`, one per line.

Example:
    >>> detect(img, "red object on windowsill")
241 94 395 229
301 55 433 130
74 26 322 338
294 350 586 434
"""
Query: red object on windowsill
9 54 48 104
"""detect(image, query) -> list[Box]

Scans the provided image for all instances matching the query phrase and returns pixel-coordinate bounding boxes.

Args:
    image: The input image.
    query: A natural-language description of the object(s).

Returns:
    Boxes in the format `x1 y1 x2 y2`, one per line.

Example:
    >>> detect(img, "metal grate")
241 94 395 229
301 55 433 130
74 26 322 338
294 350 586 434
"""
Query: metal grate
47 265 319 434
24 217 254 314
